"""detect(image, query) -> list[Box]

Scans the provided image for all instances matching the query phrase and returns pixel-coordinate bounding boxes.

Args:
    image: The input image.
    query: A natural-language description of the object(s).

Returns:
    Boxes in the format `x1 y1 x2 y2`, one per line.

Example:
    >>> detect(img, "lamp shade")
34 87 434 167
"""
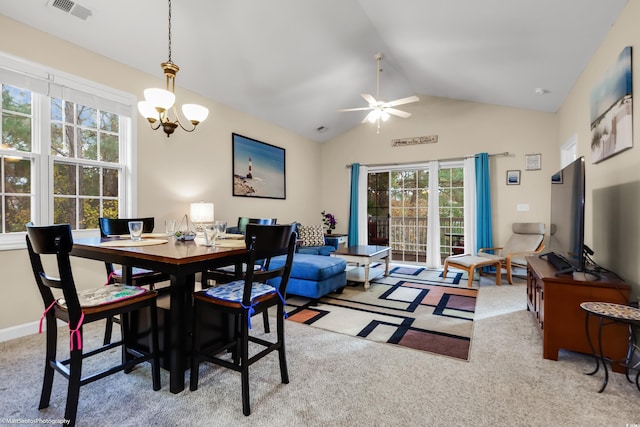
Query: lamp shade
137 101 160 121
190 202 214 223
182 104 210 123
144 88 176 111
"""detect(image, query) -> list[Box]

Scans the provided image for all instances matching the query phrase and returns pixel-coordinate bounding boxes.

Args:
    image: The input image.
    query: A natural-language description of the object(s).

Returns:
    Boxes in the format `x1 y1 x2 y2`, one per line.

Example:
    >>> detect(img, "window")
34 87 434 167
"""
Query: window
0 54 136 249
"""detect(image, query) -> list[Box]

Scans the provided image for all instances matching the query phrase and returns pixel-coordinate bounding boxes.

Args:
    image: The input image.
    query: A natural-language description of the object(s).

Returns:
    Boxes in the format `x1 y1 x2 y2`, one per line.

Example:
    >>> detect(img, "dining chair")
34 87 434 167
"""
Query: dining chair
99 217 170 344
190 224 296 416
26 223 160 426
201 217 277 333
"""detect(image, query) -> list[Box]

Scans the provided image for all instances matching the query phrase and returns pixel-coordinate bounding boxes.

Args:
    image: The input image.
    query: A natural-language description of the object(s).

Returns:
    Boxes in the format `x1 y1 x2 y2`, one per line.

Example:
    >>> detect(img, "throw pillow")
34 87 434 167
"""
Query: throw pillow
299 225 325 247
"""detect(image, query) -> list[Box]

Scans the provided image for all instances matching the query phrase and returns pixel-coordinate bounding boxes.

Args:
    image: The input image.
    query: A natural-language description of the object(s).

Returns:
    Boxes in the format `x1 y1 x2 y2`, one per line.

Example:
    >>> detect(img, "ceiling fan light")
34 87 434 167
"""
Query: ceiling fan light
137 101 159 122
182 104 209 124
144 88 176 111
381 111 390 121
367 111 378 123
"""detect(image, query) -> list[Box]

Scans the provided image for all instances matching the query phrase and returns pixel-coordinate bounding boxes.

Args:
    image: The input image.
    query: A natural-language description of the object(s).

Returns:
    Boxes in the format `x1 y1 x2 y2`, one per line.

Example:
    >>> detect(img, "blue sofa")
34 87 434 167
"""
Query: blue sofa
269 253 347 303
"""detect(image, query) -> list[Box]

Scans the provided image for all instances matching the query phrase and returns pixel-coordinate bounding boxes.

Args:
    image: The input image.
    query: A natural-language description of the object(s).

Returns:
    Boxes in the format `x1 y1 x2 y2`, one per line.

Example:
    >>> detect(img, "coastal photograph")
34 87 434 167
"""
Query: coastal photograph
232 133 286 199
590 46 633 163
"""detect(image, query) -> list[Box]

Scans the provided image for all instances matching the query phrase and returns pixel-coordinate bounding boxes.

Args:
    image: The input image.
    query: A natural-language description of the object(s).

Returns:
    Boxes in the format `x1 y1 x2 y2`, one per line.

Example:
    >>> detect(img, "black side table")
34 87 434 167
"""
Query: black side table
580 301 640 393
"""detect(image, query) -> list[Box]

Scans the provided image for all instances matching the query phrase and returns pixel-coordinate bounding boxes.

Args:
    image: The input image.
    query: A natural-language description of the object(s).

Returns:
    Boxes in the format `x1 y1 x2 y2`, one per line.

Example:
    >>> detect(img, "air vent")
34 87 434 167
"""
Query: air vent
49 0 92 20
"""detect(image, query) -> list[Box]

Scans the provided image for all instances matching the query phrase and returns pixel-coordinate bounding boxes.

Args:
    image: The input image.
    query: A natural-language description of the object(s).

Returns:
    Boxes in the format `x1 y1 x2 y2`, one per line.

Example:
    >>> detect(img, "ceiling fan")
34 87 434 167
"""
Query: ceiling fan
338 53 419 133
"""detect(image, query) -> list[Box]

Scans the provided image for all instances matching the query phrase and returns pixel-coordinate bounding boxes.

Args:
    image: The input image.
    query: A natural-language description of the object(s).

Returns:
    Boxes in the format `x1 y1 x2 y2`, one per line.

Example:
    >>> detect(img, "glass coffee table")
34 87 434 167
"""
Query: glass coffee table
331 245 391 289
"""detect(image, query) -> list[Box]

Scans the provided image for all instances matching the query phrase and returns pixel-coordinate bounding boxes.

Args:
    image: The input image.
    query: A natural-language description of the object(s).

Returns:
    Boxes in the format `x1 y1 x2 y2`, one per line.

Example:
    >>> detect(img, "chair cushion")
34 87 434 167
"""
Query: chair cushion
58 284 148 308
204 280 275 302
270 253 346 281
512 222 545 234
298 225 325 247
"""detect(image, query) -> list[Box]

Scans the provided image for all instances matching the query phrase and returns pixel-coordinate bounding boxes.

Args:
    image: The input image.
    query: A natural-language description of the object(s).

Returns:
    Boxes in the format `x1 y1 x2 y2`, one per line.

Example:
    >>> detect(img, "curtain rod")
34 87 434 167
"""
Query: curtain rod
345 152 510 168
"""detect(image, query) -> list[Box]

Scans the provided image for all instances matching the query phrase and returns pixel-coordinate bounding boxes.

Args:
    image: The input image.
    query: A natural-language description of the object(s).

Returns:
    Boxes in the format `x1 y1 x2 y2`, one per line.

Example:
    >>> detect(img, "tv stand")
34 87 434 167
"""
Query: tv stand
526 256 631 371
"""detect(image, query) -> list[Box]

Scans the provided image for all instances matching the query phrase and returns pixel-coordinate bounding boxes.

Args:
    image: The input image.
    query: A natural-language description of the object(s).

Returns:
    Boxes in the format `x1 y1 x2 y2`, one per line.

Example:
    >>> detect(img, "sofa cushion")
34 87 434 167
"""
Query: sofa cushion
298 225 325 247
297 245 335 256
270 253 346 281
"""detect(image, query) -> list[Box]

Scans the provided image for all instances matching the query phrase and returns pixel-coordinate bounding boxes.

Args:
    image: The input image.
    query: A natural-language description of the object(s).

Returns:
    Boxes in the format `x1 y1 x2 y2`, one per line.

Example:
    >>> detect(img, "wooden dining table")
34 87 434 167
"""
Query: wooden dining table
71 235 247 394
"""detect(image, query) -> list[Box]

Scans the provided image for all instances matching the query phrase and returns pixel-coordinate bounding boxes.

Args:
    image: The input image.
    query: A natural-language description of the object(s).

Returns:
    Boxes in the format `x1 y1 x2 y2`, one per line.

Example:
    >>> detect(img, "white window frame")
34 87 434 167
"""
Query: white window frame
0 52 137 250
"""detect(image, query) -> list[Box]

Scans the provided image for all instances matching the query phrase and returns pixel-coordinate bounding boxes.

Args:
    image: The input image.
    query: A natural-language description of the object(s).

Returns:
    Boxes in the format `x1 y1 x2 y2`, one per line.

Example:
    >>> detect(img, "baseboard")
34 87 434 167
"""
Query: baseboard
0 319 65 343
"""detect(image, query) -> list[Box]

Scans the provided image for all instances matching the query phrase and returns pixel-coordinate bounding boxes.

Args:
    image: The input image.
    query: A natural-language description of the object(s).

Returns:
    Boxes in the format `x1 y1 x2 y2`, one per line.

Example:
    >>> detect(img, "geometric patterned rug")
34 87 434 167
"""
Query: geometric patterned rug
286 264 477 361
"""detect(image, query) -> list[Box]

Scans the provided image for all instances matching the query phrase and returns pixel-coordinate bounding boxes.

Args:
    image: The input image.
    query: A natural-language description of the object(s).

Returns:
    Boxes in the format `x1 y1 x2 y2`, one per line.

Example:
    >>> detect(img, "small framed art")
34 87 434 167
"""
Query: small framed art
506 170 521 185
525 153 542 171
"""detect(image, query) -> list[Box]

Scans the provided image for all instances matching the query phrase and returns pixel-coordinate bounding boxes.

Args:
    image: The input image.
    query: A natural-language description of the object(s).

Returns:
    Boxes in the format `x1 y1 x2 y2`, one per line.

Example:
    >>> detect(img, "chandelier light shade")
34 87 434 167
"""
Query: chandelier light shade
138 0 209 137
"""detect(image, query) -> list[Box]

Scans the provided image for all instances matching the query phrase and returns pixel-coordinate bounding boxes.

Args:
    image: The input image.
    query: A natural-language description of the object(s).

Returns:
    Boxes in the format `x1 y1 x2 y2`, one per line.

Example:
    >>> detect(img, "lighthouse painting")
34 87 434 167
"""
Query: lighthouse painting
232 133 286 199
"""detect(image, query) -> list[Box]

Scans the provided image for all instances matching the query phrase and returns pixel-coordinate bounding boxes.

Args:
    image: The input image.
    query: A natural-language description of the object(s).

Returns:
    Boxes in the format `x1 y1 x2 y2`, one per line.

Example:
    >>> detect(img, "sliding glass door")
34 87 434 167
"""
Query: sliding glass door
367 163 464 263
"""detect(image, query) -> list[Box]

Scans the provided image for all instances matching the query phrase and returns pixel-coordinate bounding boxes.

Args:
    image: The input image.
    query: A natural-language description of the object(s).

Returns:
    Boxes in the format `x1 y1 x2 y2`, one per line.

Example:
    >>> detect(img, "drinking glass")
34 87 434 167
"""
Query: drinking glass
202 223 218 247
165 219 176 236
214 220 227 239
128 221 144 241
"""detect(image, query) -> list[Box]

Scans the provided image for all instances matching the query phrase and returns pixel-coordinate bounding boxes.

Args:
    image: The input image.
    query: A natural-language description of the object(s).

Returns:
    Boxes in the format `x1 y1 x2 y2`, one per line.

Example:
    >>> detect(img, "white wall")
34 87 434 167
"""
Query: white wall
557 0 640 297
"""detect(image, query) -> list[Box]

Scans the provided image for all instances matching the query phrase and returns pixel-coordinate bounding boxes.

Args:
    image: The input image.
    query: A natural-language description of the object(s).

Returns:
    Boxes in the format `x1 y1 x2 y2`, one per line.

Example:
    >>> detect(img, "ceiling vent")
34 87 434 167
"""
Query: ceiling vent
49 0 92 20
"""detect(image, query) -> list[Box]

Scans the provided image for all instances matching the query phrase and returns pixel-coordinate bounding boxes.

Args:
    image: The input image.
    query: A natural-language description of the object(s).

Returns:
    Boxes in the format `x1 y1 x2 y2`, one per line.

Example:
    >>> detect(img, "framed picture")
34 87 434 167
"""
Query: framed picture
590 46 633 164
232 133 286 199
525 153 541 171
506 170 521 185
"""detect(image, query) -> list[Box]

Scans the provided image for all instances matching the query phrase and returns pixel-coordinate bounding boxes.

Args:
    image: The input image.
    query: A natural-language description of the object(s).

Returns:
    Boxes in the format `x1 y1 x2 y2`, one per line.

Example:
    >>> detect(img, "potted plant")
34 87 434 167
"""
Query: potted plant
321 211 336 234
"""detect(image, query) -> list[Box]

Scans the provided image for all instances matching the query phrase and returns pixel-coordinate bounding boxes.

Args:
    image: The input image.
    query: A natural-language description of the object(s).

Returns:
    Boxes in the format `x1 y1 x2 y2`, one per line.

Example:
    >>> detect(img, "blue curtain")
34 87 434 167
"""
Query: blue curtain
348 163 360 246
475 153 493 253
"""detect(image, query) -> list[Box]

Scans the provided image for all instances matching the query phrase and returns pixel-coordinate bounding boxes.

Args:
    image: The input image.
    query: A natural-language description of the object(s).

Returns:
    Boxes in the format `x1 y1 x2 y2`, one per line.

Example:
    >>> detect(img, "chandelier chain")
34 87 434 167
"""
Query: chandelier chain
167 0 172 63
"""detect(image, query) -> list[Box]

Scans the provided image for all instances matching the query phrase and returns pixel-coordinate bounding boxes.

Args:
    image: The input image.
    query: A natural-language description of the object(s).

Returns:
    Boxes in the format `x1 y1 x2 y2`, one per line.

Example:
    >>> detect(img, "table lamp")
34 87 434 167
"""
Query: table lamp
190 202 214 231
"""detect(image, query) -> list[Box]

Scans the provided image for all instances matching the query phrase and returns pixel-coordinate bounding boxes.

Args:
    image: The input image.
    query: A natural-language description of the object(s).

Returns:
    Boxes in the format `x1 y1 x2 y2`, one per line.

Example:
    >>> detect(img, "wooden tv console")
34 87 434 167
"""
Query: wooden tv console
526 256 631 371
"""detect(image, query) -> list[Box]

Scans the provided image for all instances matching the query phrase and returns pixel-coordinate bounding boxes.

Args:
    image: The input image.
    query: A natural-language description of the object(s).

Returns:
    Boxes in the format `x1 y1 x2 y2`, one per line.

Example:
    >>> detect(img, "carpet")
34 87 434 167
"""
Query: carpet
286 264 477 360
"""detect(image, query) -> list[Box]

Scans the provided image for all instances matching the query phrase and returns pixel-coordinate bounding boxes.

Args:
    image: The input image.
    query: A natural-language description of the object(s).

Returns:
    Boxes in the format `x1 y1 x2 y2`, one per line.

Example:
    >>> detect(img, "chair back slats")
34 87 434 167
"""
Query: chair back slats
237 217 277 235
98 217 155 237
26 223 83 320
242 224 296 305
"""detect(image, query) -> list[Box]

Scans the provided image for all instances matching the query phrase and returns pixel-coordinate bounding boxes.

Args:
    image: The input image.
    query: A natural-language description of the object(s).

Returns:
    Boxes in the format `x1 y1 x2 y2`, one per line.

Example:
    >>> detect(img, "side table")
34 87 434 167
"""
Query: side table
580 301 640 393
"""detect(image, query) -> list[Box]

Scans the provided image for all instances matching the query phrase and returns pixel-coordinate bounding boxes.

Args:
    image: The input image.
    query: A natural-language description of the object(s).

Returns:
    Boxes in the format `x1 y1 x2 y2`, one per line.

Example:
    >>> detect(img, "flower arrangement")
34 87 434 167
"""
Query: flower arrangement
321 211 336 231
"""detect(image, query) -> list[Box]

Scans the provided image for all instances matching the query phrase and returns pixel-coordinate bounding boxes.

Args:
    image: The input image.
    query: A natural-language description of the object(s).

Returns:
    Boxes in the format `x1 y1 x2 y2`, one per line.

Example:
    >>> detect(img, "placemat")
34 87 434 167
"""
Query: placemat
195 238 246 248
100 238 168 247
224 233 245 240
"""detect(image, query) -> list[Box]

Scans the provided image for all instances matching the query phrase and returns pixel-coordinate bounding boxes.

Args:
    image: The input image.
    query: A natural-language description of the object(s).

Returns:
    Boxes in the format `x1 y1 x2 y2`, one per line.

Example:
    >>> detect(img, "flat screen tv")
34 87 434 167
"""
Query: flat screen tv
547 156 586 272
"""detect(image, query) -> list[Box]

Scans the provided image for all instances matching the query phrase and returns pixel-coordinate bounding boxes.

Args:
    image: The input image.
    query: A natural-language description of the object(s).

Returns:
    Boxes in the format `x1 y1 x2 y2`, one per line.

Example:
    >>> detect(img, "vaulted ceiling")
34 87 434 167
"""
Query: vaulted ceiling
0 0 629 142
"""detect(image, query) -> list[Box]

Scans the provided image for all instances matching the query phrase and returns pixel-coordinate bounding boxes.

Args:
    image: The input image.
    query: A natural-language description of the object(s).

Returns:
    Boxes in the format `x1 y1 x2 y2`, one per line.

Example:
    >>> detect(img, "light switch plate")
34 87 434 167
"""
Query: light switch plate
517 204 530 211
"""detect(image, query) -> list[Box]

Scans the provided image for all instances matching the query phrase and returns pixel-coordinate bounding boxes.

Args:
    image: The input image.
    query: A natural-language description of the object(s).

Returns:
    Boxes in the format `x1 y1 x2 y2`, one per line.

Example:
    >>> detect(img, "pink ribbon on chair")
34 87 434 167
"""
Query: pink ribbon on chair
69 312 85 351
38 300 57 334
105 271 115 286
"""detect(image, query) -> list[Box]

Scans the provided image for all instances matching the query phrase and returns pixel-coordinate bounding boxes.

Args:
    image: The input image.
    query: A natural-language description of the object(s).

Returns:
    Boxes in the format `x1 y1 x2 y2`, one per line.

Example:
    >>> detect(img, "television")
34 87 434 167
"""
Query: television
546 156 586 273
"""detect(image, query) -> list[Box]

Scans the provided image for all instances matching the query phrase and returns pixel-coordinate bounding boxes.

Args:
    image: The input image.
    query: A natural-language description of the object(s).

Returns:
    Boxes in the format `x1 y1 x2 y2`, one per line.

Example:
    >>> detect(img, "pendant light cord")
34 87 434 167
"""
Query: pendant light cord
167 0 173 63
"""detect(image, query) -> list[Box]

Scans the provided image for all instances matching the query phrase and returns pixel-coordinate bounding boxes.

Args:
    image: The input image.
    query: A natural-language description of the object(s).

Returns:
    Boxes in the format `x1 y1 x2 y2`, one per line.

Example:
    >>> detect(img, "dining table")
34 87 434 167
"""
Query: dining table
71 234 247 394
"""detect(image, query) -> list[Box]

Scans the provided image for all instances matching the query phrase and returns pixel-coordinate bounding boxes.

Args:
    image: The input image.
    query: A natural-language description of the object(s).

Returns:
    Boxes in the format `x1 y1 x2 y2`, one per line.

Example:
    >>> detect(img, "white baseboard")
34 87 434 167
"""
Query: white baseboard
0 319 65 343
0 321 39 343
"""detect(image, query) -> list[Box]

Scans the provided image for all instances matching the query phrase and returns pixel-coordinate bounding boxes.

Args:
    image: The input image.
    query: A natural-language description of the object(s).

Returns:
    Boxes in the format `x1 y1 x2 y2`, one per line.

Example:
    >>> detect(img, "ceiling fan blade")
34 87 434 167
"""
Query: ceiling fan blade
337 107 372 112
387 95 420 107
360 93 377 105
385 108 412 118
362 111 375 123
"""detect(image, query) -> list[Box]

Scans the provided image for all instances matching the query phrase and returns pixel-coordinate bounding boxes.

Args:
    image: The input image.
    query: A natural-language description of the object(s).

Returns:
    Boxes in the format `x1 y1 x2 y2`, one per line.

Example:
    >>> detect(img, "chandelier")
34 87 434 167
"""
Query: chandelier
137 0 209 137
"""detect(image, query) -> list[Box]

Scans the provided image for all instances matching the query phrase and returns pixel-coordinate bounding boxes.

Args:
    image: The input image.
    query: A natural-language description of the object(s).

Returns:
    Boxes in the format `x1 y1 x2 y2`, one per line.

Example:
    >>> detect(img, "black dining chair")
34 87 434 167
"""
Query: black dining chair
201 217 277 333
99 217 170 344
26 223 160 426
190 224 296 416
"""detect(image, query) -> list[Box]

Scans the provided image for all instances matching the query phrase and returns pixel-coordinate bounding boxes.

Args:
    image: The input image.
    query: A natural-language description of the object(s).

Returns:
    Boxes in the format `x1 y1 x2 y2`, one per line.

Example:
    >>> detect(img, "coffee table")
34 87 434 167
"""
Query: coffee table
331 245 391 289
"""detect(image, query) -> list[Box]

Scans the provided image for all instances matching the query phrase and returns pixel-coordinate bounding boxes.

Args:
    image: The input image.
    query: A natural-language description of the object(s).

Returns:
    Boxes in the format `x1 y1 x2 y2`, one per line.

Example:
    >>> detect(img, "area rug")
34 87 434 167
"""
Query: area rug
286 264 477 361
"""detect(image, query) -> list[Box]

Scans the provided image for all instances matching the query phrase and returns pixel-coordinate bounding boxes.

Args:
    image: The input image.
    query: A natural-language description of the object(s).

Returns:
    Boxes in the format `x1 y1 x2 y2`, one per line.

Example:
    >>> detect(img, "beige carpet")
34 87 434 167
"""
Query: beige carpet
1 274 638 426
